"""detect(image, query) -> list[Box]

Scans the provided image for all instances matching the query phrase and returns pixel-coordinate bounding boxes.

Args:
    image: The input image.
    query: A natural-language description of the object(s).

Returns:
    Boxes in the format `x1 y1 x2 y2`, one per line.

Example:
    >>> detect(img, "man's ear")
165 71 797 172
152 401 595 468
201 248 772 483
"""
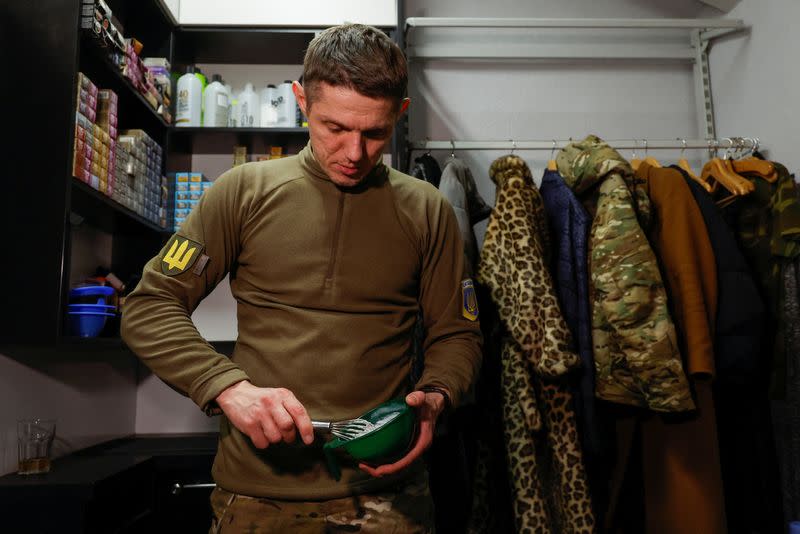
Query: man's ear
292 81 307 116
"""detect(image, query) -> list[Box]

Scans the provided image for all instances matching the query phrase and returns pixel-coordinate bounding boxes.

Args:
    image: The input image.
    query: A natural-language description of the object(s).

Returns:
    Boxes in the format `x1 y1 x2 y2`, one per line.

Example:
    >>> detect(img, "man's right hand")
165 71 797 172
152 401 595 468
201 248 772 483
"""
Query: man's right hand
215 381 314 448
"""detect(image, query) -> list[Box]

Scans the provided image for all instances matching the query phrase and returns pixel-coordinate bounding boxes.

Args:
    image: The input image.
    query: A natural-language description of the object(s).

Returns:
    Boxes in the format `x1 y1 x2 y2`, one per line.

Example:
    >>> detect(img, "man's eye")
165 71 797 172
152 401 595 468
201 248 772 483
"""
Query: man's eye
365 130 387 139
328 125 342 133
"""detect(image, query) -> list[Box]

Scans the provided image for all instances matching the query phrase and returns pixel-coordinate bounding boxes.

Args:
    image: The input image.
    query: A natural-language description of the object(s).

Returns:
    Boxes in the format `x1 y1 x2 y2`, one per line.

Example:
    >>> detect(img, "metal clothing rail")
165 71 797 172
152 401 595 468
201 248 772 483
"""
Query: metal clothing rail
409 138 757 153
405 17 745 33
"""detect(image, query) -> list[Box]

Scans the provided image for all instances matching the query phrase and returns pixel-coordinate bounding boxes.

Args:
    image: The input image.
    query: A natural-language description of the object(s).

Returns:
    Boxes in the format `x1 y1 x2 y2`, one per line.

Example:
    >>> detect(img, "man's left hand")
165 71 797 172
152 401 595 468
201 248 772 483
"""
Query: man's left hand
358 389 447 478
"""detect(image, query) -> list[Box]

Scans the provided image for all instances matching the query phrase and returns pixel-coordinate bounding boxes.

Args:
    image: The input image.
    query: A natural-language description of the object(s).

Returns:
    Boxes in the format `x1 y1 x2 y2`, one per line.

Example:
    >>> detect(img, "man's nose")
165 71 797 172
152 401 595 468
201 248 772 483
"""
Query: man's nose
344 132 364 162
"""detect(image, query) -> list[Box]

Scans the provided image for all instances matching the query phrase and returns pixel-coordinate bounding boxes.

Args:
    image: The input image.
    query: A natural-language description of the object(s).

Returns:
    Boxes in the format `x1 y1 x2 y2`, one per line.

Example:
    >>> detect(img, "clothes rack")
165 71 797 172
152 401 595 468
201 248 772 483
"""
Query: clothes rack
409 137 757 154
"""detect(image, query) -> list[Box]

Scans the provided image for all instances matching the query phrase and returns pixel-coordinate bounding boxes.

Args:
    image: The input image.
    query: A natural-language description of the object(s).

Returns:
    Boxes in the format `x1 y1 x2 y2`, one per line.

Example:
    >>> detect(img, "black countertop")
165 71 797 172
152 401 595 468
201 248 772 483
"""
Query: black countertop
0 433 218 493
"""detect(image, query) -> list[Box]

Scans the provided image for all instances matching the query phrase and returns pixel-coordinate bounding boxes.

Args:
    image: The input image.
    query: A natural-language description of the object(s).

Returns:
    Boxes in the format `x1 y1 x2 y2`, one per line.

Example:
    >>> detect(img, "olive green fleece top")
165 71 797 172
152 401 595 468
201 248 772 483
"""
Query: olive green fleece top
121 142 482 500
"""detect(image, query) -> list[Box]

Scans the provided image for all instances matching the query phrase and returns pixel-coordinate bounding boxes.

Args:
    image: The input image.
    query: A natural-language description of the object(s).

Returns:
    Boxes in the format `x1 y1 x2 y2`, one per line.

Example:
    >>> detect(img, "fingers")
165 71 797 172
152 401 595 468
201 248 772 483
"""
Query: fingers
359 420 434 478
405 390 426 406
220 384 312 448
283 395 314 445
259 388 305 446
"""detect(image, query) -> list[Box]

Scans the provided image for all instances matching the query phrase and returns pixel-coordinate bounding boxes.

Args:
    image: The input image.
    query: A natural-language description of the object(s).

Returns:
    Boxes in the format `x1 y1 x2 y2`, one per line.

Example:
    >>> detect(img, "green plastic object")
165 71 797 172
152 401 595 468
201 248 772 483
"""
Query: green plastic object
323 398 417 481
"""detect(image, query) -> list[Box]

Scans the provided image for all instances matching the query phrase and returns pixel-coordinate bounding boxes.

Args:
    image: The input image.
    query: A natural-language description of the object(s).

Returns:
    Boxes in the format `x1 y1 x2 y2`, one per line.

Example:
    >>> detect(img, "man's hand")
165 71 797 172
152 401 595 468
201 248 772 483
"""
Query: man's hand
358 389 448 478
216 381 314 449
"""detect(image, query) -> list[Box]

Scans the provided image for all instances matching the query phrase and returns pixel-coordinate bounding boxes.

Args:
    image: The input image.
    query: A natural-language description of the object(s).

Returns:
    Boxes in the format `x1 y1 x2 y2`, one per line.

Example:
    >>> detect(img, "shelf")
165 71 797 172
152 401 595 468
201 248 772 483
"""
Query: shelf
79 34 170 132
71 178 167 235
172 127 307 134
174 28 316 64
59 336 127 351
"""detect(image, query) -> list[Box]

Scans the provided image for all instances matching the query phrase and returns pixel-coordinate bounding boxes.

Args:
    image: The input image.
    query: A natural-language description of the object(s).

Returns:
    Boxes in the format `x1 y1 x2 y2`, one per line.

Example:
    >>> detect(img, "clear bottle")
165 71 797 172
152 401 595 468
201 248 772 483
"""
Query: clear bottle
176 66 202 127
203 74 229 127
277 80 297 127
224 84 235 127
237 83 260 128
260 84 278 127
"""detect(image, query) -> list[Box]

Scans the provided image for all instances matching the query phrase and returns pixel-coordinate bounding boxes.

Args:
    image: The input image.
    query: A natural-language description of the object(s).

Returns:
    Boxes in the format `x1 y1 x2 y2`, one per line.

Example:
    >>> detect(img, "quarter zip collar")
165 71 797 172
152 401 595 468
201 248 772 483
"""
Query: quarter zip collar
298 141 389 190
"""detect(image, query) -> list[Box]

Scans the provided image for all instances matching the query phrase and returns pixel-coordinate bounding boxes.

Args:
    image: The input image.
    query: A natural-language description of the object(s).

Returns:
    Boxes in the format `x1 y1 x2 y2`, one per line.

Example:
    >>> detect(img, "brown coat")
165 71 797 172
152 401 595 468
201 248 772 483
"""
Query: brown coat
636 162 727 534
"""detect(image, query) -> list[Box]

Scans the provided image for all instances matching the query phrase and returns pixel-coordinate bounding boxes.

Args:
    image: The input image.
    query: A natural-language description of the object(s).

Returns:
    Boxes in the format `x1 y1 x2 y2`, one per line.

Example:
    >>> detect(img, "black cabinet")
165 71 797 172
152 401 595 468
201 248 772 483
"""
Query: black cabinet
0 435 218 534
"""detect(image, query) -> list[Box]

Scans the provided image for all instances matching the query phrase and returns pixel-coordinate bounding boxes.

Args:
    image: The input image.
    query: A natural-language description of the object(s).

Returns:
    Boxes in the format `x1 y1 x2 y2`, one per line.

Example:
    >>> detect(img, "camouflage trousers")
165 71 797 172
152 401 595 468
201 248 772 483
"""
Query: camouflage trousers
209 474 435 533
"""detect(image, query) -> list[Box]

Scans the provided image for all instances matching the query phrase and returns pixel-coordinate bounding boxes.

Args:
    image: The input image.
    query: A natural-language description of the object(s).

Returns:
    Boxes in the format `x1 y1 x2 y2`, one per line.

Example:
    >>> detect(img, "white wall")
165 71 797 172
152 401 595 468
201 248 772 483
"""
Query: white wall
135 369 218 434
710 0 799 175
0 351 137 475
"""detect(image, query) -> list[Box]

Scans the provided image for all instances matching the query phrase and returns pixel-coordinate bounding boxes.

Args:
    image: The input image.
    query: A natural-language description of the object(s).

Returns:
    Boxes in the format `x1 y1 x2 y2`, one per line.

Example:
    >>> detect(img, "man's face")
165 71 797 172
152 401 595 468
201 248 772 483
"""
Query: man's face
294 81 409 188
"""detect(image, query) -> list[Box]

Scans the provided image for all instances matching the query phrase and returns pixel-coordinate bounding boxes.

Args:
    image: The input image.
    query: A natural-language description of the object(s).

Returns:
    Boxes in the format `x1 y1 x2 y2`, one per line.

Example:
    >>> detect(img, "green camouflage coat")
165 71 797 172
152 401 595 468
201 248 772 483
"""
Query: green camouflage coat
557 135 695 412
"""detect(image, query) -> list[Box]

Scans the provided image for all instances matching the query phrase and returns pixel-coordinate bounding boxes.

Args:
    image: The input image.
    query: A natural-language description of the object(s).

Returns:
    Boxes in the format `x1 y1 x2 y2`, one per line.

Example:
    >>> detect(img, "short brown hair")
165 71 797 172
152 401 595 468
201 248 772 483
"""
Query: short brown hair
302 23 407 108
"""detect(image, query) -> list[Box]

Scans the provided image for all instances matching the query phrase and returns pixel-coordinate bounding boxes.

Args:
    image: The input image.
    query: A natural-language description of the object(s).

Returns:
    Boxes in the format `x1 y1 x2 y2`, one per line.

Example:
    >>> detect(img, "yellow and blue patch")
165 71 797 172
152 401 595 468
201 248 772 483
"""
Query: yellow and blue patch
161 235 204 276
461 278 479 321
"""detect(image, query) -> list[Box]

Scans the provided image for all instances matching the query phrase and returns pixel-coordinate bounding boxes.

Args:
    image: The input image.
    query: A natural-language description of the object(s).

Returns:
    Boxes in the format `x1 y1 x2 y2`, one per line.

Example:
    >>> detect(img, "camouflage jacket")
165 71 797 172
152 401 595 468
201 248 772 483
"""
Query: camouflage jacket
557 135 694 412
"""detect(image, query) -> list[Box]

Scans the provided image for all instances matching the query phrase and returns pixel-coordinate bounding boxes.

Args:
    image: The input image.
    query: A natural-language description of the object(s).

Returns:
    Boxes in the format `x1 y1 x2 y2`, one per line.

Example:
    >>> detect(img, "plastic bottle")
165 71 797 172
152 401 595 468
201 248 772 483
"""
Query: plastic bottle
237 83 259 128
260 84 278 127
224 84 235 127
175 66 202 127
277 80 297 127
203 74 229 127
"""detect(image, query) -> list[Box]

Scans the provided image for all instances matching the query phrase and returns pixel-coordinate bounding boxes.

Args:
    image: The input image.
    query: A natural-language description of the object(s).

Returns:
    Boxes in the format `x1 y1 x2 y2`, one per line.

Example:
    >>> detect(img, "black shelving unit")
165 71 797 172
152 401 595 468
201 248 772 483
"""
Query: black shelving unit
0 0 172 348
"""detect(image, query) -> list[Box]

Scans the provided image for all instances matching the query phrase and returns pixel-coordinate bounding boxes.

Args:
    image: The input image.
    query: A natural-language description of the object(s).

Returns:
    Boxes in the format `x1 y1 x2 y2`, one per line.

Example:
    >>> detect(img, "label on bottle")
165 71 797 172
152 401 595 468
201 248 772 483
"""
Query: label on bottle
176 88 190 123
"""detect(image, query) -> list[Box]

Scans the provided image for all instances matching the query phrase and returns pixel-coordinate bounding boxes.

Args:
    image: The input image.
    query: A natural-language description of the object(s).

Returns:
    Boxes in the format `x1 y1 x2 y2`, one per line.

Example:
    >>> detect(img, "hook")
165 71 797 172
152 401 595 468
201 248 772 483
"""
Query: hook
424 136 431 156
643 138 649 157
550 139 557 160
631 139 638 160
681 138 687 156
510 140 516 155
449 140 455 159
722 137 733 159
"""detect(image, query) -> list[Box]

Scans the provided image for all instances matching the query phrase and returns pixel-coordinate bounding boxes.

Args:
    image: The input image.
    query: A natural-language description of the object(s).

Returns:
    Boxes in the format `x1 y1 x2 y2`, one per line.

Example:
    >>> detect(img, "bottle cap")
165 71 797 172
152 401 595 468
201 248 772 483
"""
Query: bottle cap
212 74 223 83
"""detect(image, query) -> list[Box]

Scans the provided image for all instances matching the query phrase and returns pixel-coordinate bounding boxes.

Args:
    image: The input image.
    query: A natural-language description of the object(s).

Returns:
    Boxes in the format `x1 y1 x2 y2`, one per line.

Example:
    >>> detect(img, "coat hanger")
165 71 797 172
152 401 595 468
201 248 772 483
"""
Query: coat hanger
700 139 754 205
642 139 661 168
677 138 709 192
730 138 778 182
547 139 558 171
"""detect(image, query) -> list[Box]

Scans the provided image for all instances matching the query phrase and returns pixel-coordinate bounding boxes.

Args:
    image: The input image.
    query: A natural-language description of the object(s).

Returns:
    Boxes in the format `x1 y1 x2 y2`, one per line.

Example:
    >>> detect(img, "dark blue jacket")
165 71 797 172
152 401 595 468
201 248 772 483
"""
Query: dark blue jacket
539 170 600 453
678 169 765 383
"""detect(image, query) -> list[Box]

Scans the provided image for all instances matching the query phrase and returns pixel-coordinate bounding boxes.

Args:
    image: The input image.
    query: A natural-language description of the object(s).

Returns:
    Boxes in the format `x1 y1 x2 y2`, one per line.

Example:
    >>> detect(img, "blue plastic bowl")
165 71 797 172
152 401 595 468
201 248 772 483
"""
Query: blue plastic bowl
67 312 114 338
69 286 115 305
68 304 116 313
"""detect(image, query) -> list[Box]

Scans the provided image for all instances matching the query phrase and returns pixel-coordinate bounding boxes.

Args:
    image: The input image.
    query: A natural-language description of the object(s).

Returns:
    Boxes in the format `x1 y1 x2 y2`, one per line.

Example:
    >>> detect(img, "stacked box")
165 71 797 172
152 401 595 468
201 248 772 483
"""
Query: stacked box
97 89 118 140
143 57 172 122
173 172 213 232
80 0 125 52
111 144 132 208
118 129 166 227
72 73 98 186
72 73 120 195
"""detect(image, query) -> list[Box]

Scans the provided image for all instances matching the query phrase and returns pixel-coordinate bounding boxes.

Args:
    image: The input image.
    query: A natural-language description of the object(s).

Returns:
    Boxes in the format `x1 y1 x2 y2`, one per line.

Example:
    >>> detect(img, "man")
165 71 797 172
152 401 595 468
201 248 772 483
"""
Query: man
122 23 481 532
